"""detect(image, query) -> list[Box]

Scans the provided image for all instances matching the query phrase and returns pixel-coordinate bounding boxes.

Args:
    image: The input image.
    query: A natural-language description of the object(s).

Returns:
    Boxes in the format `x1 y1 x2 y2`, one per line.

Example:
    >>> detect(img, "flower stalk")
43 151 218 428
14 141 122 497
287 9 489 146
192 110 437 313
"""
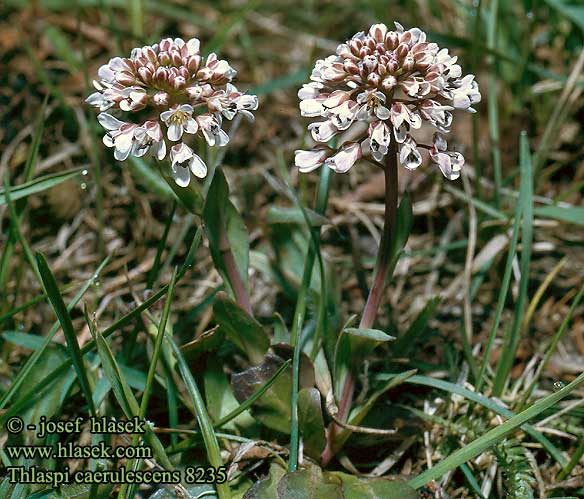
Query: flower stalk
321 145 398 466
359 140 398 329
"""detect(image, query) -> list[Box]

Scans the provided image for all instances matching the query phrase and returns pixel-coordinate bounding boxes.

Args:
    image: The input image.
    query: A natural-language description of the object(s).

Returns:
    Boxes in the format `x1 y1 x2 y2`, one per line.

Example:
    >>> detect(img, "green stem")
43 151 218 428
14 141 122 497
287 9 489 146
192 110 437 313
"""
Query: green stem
557 437 584 482
288 167 331 472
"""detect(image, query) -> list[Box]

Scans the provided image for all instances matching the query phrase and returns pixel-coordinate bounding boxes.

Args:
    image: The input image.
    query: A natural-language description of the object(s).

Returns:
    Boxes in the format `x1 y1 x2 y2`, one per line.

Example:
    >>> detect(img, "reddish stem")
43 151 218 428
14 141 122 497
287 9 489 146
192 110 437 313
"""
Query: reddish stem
321 144 398 466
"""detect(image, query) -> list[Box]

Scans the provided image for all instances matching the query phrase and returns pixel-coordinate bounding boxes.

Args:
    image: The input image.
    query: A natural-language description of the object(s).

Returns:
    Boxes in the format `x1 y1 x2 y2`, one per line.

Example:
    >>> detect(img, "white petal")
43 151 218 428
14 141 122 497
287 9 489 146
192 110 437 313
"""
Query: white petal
215 129 229 147
114 146 131 161
185 118 198 134
295 149 327 172
325 143 361 173
157 140 167 161
97 113 124 131
171 163 191 187
189 154 207 178
300 99 324 117
167 123 183 141
160 110 173 122
186 38 200 55
375 105 390 120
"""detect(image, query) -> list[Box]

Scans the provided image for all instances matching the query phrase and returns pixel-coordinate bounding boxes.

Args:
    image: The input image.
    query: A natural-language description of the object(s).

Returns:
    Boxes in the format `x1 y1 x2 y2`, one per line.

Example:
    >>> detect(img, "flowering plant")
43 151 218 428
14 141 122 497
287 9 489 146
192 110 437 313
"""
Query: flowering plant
295 22 480 179
87 37 258 187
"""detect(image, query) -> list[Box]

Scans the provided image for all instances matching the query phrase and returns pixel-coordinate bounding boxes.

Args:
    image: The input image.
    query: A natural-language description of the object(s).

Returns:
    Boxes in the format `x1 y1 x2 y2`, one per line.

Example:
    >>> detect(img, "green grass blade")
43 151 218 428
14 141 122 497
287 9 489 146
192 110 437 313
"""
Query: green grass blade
286 164 331 472
408 370 584 488
0 256 108 410
476 205 523 390
86 309 173 470
493 132 534 395
35 252 96 417
120 267 178 499
140 267 177 418
487 0 502 208
147 201 176 288
376 374 566 466
169 340 231 499
519 283 584 408
0 168 85 206
0 228 203 423
4 175 41 282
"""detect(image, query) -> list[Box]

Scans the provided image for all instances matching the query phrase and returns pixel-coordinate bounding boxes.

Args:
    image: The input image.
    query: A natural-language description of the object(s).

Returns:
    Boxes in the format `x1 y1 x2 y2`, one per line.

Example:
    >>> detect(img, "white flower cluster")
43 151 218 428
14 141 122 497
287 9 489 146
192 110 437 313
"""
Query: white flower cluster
295 22 481 179
87 37 258 186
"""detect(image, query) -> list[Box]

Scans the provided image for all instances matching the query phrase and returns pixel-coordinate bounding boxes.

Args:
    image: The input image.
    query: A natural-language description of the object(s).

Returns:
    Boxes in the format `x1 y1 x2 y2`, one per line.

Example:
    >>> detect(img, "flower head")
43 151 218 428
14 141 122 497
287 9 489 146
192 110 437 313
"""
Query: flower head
87 37 258 186
295 22 480 178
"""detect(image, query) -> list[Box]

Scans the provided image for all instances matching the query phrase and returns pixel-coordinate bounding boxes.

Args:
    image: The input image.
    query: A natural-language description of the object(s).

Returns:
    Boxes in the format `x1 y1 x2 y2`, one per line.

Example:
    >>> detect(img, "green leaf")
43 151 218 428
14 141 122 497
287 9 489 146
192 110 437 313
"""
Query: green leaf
329 472 418 498
1 332 55 351
534 205 584 226
204 170 250 295
213 292 269 365
36 252 96 416
389 193 413 273
205 362 250 430
297 388 326 460
156 160 205 214
232 352 313 434
0 168 84 206
344 328 395 342
266 206 330 227
243 463 418 499
128 157 175 200
392 297 441 358
276 465 342 497
545 0 584 31
215 358 290 429
243 462 287 498
17 348 75 444
168 340 230 499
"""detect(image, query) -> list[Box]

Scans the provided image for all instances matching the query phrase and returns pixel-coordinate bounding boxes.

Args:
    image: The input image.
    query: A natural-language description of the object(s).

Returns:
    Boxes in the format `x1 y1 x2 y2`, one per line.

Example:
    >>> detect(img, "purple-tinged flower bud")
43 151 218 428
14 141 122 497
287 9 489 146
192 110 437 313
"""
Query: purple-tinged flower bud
385 31 399 49
369 23 387 43
403 55 415 71
381 75 397 91
367 73 380 86
344 60 360 75
396 43 409 60
137 67 152 84
116 71 136 86
152 91 169 106
158 52 171 66
187 55 201 73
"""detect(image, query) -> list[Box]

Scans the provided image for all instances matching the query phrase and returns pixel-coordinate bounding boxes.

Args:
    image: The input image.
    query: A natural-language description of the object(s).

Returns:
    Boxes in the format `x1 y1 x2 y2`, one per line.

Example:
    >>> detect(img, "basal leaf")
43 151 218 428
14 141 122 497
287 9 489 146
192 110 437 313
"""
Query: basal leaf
203 170 250 295
298 388 326 460
213 291 269 364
